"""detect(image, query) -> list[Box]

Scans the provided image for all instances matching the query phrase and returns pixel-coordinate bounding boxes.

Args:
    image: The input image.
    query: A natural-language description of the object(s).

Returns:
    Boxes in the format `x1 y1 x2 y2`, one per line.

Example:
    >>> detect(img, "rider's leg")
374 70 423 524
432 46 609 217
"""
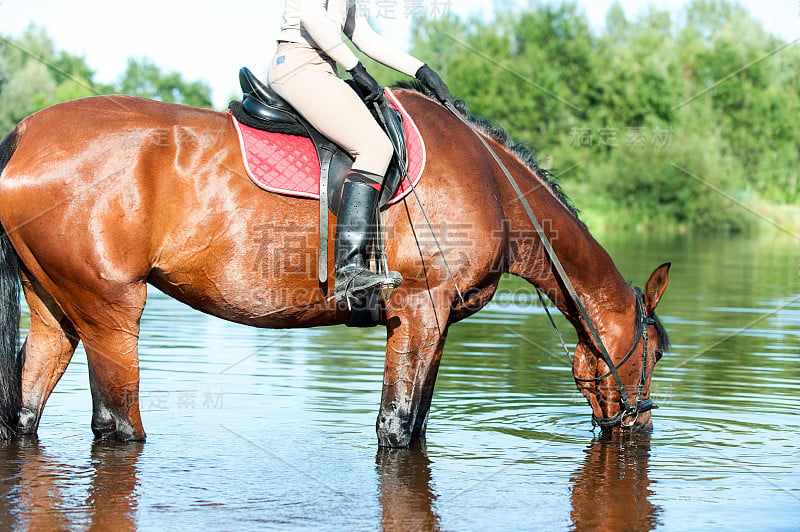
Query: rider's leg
332 171 401 300
268 44 400 300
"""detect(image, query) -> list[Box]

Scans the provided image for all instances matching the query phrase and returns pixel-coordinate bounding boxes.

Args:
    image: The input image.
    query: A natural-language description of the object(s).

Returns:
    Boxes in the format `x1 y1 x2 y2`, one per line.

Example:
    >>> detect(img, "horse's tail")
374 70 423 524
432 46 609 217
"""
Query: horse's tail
0 128 23 440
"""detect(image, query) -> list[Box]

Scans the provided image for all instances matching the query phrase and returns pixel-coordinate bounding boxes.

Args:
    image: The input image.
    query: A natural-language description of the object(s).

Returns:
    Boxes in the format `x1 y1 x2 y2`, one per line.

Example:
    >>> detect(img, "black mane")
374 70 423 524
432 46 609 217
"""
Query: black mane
651 312 671 353
634 285 671 354
396 82 583 223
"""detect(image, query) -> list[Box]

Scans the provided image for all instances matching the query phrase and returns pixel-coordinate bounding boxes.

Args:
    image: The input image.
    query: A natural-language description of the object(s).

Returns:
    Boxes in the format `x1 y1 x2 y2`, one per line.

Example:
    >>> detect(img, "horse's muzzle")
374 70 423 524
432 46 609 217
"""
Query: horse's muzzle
622 410 653 433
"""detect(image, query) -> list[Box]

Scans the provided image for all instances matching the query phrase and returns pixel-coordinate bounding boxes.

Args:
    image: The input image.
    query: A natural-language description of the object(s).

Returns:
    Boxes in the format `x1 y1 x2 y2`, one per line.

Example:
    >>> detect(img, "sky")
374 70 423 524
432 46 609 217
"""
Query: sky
0 0 797 108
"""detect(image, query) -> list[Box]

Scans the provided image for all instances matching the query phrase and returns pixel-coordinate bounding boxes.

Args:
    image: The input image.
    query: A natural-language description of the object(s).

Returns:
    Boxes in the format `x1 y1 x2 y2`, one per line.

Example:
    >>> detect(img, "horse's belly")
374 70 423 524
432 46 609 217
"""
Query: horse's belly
147 267 342 329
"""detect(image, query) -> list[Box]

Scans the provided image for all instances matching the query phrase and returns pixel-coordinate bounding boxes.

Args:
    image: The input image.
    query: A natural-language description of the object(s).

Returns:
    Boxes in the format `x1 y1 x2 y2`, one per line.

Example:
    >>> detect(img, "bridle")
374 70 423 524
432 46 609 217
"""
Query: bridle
536 286 656 429
572 288 656 429
441 100 658 430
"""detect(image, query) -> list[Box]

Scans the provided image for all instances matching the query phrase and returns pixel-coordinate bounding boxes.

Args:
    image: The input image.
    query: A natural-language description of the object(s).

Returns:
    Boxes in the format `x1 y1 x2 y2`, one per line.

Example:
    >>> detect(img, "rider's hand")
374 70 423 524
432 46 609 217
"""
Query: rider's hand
415 64 453 106
348 63 384 103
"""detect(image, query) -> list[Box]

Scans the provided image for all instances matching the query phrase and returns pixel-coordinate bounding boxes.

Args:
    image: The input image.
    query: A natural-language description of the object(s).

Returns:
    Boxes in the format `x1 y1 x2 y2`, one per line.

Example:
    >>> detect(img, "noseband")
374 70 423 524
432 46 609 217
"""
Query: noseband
573 288 656 429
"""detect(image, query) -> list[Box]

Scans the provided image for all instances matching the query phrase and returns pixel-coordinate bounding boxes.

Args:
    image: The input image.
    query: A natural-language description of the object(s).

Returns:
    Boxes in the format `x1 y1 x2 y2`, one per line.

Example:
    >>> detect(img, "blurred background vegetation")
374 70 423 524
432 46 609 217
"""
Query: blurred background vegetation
379 0 799 233
0 26 213 129
1 0 797 233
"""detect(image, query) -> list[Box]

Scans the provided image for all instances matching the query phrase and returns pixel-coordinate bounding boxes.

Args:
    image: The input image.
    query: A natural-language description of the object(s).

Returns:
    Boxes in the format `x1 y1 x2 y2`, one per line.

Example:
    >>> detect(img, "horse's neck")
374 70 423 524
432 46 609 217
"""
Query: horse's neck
498 151 634 337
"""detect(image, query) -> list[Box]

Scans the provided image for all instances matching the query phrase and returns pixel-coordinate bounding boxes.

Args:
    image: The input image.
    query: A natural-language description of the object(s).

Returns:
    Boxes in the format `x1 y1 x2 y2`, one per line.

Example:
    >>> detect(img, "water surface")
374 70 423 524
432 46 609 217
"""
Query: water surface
1 232 798 530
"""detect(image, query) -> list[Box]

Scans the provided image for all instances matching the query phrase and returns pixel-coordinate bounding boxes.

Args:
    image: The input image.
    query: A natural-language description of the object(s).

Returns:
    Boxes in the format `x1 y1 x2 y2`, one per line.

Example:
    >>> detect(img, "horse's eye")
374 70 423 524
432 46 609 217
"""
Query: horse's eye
655 350 663 362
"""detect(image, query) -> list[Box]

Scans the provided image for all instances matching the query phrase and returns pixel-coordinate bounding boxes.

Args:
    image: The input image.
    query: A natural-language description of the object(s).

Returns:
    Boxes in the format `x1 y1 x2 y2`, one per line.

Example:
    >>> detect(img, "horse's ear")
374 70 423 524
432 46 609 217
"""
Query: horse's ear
644 262 671 313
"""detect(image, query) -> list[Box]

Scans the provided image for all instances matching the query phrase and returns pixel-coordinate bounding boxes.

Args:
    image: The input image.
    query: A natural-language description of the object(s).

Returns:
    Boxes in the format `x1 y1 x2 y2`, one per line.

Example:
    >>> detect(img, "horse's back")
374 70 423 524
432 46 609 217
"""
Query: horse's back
17 94 225 130
3 95 233 182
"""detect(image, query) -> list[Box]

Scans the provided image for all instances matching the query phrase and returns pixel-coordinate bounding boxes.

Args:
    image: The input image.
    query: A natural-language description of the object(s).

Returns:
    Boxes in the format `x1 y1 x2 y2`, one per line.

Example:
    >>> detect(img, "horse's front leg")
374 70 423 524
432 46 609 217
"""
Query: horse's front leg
378 300 450 448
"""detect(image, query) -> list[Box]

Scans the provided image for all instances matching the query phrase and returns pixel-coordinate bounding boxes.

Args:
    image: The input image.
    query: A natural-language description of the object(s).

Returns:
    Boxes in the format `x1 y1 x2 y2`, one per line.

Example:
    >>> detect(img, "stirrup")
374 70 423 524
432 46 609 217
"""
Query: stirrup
335 269 402 305
380 271 403 301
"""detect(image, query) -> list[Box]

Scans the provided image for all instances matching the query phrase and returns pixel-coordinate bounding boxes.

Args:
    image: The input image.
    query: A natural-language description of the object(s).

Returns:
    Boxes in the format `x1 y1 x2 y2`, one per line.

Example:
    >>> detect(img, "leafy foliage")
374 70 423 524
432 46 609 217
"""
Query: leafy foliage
369 0 798 231
118 58 213 107
0 25 213 135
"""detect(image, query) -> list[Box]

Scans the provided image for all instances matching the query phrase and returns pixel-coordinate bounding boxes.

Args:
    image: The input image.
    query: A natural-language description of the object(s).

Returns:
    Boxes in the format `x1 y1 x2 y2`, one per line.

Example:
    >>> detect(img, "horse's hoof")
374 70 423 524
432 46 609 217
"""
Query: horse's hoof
91 413 145 442
377 415 413 448
378 433 412 449
17 408 38 435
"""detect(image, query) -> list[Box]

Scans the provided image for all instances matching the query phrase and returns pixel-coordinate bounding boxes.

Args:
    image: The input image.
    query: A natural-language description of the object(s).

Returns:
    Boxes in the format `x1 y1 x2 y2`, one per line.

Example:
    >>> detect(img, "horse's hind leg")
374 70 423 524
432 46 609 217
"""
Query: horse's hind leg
18 275 147 441
17 274 79 435
72 283 148 441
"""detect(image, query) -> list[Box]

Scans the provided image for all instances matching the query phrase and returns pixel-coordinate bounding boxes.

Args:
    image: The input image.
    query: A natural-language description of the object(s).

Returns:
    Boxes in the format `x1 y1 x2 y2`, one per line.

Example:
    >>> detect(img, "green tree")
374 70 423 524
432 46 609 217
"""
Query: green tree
681 5 798 203
0 24 214 134
408 0 797 230
119 58 213 108
0 60 56 130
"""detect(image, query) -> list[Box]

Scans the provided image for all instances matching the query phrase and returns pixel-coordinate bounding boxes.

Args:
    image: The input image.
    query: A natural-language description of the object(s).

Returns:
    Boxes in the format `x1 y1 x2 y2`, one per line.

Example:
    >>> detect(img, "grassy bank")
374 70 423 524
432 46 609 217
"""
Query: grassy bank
576 201 800 235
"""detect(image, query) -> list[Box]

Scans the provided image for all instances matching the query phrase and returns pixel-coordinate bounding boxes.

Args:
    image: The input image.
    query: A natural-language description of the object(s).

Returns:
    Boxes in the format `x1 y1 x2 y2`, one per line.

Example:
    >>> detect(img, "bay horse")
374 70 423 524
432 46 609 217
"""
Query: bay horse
0 88 670 447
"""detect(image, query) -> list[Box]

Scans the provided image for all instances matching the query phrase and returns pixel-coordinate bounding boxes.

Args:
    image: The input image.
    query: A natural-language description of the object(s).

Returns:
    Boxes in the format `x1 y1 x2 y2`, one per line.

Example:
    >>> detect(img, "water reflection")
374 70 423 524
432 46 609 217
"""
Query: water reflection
570 433 660 531
85 441 142 531
376 442 440 531
0 439 142 531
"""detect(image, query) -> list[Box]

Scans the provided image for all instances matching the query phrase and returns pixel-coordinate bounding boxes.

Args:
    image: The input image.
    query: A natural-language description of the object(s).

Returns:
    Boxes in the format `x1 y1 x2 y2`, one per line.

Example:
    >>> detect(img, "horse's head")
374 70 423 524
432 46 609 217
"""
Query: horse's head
573 263 671 432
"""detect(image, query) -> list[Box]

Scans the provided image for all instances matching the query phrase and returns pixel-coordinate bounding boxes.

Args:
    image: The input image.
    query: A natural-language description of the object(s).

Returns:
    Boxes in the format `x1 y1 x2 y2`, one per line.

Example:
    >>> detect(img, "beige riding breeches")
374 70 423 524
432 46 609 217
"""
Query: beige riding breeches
267 42 393 178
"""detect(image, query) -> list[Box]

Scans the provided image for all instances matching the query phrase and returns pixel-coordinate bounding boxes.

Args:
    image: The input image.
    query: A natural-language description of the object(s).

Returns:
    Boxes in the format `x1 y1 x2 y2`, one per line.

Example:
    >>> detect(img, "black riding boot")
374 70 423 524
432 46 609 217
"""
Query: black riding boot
334 175 401 303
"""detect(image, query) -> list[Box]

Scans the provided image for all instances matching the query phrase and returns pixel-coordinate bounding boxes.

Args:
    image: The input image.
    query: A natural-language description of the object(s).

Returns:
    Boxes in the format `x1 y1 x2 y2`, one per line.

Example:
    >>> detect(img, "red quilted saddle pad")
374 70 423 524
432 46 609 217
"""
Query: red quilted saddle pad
230 89 425 204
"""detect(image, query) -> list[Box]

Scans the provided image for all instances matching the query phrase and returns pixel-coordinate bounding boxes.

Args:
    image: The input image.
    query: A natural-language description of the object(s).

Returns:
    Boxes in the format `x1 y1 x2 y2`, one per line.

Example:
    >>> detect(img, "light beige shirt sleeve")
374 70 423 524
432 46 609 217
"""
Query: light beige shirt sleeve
297 0 360 70
344 3 424 77
293 0 424 76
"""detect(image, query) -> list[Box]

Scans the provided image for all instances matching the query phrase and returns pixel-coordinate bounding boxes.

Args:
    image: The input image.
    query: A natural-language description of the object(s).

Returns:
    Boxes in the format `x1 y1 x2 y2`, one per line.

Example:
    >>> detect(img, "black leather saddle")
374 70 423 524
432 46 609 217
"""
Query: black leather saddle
229 67 408 215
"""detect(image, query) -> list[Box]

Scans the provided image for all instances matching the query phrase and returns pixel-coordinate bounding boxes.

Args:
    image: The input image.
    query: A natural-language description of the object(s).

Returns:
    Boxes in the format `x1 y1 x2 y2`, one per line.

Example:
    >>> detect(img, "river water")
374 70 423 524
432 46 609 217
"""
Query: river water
0 232 798 530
